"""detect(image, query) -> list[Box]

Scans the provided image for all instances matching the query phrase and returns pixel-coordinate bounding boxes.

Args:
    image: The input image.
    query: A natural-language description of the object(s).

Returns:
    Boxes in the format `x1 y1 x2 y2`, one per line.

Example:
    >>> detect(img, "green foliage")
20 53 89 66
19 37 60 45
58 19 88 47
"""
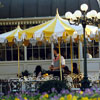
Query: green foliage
38 80 70 93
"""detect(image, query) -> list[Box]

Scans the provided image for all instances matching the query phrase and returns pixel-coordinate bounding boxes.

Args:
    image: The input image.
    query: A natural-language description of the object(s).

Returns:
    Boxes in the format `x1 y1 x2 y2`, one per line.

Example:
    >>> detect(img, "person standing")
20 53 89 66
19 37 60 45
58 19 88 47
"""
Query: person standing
49 47 65 71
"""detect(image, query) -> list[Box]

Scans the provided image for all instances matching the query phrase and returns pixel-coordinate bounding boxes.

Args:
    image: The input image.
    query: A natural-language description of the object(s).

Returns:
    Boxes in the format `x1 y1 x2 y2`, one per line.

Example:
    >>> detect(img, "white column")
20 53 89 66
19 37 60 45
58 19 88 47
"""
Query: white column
51 42 54 60
79 40 83 59
5 44 7 61
24 46 27 61
11 46 13 60
79 40 83 73
99 41 100 58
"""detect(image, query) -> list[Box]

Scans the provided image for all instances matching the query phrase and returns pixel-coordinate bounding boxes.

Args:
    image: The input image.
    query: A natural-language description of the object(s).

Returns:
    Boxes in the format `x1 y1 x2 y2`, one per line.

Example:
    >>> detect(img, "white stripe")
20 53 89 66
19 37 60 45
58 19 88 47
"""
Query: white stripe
54 18 65 37
14 28 22 41
34 17 56 38
0 30 15 43
0 27 22 43
60 17 83 35
86 25 98 35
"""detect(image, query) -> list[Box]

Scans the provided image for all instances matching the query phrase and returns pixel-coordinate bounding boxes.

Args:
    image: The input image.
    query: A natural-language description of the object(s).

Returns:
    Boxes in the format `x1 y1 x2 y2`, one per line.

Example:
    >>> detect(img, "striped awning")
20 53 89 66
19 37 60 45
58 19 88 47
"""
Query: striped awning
0 26 22 43
86 25 99 42
19 11 83 41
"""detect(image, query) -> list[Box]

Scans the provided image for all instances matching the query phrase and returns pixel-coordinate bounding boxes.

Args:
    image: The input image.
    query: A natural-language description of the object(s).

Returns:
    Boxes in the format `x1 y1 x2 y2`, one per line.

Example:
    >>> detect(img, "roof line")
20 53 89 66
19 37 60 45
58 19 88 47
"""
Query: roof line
0 16 65 25
0 16 54 21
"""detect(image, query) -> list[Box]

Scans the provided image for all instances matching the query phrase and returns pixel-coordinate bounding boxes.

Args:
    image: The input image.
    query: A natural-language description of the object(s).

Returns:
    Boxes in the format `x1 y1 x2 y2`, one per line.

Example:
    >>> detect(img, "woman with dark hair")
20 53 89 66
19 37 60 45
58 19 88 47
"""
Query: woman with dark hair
73 63 79 75
34 65 42 78
63 66 71 75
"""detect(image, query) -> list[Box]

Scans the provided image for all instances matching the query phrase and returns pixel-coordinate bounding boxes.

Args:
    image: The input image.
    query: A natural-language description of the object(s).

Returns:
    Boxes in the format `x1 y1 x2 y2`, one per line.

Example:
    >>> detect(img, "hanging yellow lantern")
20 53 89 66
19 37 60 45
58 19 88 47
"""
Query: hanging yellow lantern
8 42 14 47
74 35 79 42
37 41 43 46
62 32 68 41
23 40 29 46
95 34 99 42
80 35 83 42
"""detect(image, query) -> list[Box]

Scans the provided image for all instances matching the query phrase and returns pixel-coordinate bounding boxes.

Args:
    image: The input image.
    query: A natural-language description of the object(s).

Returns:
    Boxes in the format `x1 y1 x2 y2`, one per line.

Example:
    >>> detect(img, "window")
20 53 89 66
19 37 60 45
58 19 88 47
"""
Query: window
0 44 24 61
27 43 51 60
0 44 6 61
87 40 99 58
73 43 78 59
54 42 78 59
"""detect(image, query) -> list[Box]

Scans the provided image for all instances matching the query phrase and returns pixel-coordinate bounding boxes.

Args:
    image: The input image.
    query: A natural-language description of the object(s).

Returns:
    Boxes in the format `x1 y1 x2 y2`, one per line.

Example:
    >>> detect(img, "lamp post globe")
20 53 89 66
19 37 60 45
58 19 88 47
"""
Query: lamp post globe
65 3 98 90
90 10 98 18
81 4 88 12
74 10 82 18
65 12 72 19
72 14 77 21
86 12 92 19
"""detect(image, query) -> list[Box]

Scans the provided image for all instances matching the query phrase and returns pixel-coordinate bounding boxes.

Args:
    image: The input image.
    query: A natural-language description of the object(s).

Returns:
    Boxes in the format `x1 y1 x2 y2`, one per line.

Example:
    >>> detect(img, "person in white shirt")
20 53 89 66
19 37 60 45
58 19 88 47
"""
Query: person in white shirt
87 49 92 58
49 48 65 71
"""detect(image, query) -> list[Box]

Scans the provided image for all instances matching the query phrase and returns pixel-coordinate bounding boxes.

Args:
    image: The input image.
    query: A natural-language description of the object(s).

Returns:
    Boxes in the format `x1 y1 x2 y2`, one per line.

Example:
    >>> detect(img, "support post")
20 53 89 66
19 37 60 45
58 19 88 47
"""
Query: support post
18 44 20 78
99 41 100 58
51 42 54 60
70 37 73 73
24 46 27 61
58 40 62 81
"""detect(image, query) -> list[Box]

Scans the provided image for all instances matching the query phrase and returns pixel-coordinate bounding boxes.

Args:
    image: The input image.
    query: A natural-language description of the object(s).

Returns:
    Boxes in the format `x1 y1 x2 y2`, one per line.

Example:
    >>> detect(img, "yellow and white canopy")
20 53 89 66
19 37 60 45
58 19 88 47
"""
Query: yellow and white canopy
0 26 22 43
71 25 99 42
86 25 99 42
19 11 83 41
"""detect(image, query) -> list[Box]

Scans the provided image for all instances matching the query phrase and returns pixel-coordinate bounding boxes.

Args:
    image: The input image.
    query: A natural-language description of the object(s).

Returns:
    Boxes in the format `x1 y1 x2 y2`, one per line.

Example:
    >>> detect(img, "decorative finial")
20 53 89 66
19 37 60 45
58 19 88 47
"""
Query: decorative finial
56 8 59 15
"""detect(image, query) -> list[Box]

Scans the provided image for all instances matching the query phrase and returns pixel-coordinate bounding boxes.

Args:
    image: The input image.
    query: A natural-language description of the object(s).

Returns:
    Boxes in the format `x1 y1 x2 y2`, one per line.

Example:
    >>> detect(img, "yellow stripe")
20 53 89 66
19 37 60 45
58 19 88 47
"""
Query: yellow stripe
58 17 75 36
43 18 57 38
85 27 91 35
19 20 53 39
6 29 18 42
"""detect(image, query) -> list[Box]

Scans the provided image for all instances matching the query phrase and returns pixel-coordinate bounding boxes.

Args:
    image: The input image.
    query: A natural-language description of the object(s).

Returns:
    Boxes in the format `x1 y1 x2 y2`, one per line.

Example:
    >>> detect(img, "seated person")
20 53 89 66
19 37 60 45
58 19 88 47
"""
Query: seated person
22 70 30 77
49 47 65 71
63 66 71 75
73 63 79 75
34 65 42 78
63 66 73 87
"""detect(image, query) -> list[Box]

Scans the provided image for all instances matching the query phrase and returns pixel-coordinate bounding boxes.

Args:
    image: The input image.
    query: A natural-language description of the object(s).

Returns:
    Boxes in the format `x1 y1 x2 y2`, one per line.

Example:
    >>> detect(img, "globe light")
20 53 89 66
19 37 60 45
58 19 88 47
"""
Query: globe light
97 12 100 19
74 10 82 18
65 12 72 19
81 4 88 12
72 14 77 20
86 12 92 19
90 10 97 18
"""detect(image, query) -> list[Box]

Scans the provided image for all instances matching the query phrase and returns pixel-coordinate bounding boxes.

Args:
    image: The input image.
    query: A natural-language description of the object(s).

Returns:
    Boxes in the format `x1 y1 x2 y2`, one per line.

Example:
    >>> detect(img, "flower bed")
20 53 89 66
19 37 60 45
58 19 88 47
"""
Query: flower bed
1 88 100 100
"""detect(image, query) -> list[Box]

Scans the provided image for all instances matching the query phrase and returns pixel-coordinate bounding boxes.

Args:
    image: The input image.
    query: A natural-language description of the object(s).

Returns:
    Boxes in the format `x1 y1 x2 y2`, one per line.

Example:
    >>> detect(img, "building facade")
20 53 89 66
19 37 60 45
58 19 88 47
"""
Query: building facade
0 0 100 78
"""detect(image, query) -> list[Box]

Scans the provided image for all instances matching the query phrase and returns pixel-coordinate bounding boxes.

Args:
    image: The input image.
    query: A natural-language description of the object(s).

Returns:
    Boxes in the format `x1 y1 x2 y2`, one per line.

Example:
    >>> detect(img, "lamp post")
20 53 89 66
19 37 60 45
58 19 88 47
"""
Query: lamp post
65 4 100 90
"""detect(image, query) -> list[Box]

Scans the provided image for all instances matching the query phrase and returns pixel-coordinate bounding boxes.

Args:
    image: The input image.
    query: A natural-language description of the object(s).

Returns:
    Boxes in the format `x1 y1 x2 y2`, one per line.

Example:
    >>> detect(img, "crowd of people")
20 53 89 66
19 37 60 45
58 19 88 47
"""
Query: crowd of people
34 63 79 79
18 47 81 84
34 47 80 80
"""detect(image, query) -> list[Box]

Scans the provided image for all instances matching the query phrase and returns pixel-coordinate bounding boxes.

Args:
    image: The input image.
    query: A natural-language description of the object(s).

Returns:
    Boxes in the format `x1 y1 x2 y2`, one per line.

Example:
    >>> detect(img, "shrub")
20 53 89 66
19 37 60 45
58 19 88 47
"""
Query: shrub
38 80 70 93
